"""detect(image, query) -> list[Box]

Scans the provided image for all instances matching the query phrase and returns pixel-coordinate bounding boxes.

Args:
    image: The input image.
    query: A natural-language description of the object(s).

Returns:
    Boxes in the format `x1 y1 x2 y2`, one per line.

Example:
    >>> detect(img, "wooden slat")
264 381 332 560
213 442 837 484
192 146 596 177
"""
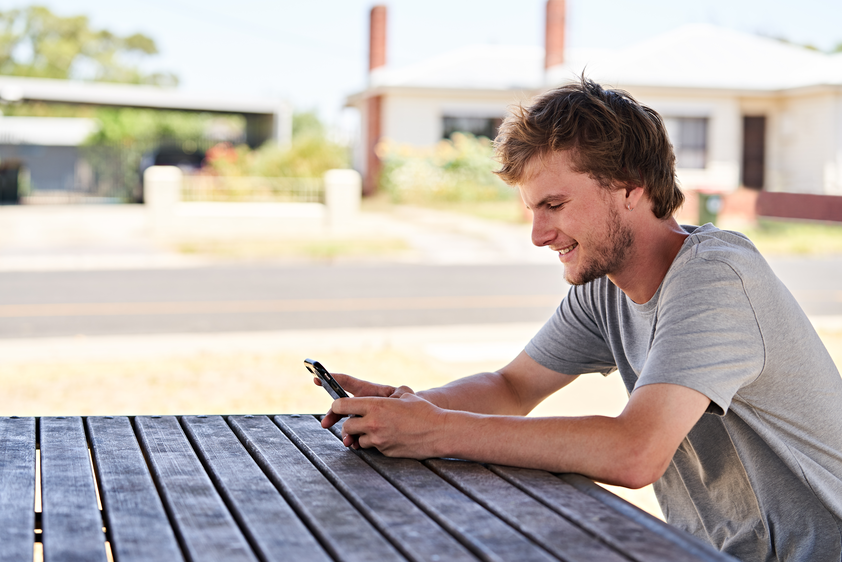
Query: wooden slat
227 414 405 562
134 416 257 562
427 458 632 562
490 465 708 562
0 417 36 562
324 424 556 562
181 415 331 562
40 416 108 562
558 474 736 562
276 414 477 562
87 416 185 562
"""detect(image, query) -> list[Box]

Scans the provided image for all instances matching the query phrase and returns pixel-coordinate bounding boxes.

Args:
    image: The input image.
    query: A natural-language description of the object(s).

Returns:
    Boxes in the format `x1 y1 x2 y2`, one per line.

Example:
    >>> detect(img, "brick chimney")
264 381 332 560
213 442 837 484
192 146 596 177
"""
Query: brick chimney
369 5 387 71
545 0 566 69
365 5 388 195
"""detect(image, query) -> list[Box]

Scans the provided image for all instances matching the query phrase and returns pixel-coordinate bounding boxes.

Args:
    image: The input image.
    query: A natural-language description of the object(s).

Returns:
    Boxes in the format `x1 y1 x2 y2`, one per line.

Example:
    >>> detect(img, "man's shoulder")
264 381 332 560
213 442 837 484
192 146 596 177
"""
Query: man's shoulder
674 223 764 273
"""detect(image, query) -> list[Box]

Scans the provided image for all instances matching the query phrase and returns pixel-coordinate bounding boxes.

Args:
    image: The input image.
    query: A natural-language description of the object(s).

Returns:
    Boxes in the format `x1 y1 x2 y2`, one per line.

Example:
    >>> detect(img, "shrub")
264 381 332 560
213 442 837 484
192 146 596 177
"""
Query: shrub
378 133 514 204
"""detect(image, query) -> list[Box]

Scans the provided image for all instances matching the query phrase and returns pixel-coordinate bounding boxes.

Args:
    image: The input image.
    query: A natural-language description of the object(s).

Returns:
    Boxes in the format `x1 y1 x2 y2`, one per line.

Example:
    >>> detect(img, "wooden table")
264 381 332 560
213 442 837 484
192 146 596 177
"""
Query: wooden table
0 415 735 562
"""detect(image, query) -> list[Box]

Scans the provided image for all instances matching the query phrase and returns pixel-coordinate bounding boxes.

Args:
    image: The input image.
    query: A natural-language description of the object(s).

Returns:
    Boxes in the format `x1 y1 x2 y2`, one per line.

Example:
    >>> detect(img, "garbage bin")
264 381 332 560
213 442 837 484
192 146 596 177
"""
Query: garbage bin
698 193 721 225
0 161 21 204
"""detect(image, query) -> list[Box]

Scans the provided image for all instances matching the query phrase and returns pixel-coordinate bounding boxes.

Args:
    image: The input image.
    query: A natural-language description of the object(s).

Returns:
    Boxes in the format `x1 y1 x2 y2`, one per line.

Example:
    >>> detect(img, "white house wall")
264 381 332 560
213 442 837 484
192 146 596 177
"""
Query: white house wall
381 90 534 147
830 91 842 195
779 90 838 195
381 95 442 146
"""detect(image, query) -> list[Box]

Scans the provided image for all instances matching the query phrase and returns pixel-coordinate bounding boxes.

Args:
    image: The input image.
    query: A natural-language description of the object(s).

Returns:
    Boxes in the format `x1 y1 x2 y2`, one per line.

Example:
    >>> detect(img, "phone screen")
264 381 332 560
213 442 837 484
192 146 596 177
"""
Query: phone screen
304 358 349 400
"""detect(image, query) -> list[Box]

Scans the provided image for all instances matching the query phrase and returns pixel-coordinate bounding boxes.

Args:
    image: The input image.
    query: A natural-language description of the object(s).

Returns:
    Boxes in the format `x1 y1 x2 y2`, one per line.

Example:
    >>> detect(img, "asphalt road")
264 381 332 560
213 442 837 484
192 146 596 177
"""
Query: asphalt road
0 264 569 338
0 257 839 339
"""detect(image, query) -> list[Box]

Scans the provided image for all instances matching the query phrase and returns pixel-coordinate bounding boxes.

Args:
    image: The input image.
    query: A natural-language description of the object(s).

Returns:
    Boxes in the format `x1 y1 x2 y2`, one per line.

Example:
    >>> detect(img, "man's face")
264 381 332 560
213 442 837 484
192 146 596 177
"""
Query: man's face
520 151 634 286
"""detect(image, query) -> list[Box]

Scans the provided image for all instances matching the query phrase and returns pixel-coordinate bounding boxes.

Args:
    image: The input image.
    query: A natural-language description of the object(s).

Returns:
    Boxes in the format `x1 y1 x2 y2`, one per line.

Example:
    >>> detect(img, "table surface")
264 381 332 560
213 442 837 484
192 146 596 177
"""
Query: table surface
0 415 734 562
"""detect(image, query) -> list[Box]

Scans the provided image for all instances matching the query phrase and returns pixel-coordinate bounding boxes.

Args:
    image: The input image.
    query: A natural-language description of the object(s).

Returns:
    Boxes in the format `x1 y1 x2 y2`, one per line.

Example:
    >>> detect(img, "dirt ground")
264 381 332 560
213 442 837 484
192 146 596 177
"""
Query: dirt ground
3 326 841 521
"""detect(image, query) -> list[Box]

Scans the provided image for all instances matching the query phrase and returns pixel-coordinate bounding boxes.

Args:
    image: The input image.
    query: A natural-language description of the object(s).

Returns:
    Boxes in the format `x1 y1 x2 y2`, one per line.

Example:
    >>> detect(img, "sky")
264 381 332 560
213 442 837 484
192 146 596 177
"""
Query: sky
9 0 842 129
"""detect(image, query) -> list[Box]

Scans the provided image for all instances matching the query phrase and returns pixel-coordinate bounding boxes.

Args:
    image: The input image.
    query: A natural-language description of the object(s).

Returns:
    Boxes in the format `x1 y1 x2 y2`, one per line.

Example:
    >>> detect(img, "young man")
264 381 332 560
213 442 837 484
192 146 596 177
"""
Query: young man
321 78 842 561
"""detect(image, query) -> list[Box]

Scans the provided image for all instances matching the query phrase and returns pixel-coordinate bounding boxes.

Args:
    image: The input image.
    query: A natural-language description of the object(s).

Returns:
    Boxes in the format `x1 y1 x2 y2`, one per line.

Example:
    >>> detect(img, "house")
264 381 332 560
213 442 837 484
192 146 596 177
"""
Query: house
0 75 291 203
347 1 842 223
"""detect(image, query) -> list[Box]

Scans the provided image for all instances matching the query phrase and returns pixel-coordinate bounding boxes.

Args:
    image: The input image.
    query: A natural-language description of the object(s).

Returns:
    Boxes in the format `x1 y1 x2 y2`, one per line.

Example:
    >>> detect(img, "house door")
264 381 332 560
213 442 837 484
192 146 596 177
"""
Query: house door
742 116 766 190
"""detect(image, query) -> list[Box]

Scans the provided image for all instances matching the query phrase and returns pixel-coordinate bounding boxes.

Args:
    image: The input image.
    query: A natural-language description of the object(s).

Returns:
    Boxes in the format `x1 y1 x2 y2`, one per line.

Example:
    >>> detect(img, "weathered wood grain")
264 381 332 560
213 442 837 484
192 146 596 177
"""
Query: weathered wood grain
134 416 257 562
276 414 477 562
87 416 184 562
322 424 556 562
0 417 36 562
228 414 405 562
558 474 736 562
40 416 108 562
490 465 710 562
427 458 632 562
182 415 331 562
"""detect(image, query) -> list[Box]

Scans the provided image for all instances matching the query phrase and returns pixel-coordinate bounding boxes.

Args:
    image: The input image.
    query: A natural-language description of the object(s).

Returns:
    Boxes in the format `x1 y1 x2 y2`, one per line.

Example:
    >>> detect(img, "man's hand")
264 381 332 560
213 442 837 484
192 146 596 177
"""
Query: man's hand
330 392 447 458
317 372 415 429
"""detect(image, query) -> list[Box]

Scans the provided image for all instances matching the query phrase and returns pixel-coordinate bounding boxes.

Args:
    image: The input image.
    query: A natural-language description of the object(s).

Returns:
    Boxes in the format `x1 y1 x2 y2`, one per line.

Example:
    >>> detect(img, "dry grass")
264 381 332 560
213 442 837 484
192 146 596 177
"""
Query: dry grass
740 219 842 255
3 326 840 522
175 236 410 260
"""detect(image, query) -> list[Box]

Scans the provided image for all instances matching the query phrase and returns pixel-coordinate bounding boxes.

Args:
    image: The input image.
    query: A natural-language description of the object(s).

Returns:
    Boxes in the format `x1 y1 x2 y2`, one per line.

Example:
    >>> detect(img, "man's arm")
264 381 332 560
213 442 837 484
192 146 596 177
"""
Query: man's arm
416 350 581 415
327 352 711 488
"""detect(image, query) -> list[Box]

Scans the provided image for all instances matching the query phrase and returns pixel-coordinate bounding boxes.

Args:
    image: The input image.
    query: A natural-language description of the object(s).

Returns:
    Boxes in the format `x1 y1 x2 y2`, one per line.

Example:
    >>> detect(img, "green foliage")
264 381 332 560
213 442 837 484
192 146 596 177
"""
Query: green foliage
0 101 97 117
84 107 237 145
378 133 514 204
0 5 176 85
204 112 350 178
291 110 325 139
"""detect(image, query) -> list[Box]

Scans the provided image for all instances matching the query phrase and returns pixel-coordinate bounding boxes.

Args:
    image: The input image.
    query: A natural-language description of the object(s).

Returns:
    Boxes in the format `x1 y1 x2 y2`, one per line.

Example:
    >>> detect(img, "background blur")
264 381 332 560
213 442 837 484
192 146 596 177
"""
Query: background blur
2 0 842 519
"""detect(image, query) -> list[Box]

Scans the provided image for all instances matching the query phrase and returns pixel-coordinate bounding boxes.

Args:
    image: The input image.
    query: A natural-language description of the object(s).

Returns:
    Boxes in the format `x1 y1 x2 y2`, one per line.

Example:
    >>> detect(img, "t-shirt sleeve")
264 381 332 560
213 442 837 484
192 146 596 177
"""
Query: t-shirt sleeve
525 283 618 376
637 256 765 415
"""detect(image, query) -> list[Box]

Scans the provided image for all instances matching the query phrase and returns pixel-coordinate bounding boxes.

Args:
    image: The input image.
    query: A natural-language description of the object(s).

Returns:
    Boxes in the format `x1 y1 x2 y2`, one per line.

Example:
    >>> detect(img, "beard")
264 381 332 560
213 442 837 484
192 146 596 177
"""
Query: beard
564 205 634 286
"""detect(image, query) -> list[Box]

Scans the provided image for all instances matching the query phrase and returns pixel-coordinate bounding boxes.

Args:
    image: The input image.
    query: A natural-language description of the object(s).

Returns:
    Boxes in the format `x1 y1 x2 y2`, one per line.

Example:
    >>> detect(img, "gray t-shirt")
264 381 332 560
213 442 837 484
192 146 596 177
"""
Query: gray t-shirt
526 224 842 562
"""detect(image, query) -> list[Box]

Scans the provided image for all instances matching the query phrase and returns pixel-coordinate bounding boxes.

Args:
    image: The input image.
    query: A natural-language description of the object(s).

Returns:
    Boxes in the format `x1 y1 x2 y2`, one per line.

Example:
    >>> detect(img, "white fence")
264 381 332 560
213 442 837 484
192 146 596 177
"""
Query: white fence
144 166 361 237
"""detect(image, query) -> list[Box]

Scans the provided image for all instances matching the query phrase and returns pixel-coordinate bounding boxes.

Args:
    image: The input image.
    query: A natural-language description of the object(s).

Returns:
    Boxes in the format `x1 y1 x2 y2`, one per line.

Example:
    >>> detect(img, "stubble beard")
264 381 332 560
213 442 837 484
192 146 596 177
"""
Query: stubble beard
564 205 635 286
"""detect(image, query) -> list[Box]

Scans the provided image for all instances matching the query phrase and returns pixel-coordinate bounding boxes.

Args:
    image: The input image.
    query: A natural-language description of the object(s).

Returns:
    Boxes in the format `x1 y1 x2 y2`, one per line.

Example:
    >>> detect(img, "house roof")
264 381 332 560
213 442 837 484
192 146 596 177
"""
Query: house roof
369 44 545 91
0 75 287 115
549 24 842 92
357 24 842 97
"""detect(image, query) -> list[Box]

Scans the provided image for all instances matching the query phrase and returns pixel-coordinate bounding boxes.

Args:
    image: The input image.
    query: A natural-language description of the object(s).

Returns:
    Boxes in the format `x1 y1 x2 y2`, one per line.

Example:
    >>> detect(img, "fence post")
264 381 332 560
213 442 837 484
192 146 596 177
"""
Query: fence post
144 166 182 234
324 169 362 228
144 166 182 209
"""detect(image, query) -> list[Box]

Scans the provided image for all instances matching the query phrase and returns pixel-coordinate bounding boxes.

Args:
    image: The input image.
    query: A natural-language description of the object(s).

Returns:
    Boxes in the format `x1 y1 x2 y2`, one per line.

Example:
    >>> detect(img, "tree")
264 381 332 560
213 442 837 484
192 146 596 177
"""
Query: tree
0 5 176 86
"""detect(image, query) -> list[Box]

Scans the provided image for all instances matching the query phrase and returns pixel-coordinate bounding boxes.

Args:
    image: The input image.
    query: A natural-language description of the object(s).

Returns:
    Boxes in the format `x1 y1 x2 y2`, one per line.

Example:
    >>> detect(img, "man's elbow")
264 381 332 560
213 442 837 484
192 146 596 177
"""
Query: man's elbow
604 443 672 489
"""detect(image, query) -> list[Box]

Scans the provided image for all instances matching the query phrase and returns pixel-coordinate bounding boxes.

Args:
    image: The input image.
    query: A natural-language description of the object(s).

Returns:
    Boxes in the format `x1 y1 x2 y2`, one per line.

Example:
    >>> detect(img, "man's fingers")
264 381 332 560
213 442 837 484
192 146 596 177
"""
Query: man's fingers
321 408 344 428
388 384 415 398
331 372 396 398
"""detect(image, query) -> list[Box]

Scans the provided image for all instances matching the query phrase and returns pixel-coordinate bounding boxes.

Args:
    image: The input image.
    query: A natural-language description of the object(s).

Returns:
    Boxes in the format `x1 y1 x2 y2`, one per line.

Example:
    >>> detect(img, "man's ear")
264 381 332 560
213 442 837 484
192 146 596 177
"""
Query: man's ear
624 184 645 209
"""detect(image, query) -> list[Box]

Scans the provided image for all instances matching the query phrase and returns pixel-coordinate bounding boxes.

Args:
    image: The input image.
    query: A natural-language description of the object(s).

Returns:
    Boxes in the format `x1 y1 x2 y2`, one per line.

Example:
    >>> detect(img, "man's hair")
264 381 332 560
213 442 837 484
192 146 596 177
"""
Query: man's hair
494 76 683 219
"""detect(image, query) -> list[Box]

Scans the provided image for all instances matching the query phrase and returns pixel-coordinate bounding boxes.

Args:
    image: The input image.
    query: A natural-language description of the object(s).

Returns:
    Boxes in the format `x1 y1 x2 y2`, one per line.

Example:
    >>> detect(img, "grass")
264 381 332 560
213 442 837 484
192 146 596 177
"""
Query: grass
362 193 528 224
176 236 410 260
735 219 842 255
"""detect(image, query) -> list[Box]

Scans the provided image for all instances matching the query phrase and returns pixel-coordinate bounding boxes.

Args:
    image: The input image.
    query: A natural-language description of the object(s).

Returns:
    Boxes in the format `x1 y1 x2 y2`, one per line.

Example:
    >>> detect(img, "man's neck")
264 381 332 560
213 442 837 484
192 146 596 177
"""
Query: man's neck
608 218 689 304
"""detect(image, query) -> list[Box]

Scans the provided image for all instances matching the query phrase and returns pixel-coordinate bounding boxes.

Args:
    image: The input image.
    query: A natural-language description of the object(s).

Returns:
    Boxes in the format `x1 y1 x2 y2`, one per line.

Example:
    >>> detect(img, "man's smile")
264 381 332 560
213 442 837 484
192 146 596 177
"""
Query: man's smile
553 242 578 255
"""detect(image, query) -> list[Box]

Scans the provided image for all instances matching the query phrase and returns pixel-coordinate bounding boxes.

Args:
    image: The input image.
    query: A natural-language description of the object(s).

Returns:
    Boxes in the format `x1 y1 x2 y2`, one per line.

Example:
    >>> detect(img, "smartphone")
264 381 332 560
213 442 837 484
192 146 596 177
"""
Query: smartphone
304 358 350 400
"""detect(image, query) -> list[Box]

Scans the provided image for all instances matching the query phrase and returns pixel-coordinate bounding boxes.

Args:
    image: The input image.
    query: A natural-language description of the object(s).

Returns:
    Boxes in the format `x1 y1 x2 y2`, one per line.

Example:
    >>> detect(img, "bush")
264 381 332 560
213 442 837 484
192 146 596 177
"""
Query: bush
203 111 350 178
378 133 514 204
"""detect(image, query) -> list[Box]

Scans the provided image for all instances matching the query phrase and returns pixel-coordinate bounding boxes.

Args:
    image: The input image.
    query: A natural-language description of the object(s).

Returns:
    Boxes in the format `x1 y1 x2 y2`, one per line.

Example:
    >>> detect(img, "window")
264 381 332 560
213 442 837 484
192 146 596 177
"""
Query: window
442 116 503 140
663 117 708 169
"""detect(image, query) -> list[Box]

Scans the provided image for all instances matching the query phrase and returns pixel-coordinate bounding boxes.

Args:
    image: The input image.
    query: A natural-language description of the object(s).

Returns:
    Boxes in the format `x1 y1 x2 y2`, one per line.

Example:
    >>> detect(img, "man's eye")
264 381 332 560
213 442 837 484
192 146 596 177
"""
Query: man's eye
548 203 563 210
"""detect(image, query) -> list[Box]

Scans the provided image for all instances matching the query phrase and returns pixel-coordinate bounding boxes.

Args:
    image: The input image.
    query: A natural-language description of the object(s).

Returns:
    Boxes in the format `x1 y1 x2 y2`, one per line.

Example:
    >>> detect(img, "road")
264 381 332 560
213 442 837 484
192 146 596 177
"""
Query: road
0 257 839 339
0 264 568 338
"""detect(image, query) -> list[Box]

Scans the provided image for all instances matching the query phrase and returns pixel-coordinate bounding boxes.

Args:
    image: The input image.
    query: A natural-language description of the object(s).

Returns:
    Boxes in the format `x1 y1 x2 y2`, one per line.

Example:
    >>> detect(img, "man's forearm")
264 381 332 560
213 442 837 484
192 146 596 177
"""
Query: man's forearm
417 371 533 416
433 410 656 487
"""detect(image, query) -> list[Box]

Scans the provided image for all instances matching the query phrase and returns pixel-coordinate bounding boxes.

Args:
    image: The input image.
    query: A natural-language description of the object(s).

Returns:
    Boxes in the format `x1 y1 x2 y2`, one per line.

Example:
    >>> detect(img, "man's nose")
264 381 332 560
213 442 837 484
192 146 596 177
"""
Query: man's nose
531 214 554 247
